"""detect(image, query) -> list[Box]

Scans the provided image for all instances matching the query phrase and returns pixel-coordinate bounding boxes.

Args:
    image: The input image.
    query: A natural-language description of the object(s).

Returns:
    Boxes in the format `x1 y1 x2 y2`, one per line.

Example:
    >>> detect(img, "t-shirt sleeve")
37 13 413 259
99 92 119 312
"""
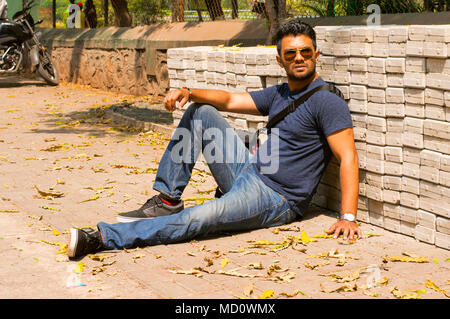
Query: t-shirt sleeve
249 86 278 117
314 92 353 137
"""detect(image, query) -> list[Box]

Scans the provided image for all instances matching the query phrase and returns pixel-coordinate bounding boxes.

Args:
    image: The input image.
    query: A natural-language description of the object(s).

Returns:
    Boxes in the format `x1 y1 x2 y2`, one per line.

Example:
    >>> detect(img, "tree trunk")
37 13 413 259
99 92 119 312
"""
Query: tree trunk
192 0 203 21
265 0 286 45
327 0 335 16
205 0 225 20
231 0 239 19
110 0 132 27
171 0 184 22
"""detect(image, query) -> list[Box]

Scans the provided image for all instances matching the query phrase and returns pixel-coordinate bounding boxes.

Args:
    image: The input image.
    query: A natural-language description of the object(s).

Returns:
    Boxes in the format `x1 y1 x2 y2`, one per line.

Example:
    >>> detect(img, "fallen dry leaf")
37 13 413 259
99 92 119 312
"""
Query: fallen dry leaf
320 283 358 293
389 286 421 299
425 279 450 298
34 185 64 198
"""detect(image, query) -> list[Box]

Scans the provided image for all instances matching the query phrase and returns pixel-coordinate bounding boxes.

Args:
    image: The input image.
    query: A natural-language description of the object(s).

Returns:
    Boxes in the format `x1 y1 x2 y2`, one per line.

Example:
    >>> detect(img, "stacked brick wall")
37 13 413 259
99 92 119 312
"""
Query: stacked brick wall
167 25 450 250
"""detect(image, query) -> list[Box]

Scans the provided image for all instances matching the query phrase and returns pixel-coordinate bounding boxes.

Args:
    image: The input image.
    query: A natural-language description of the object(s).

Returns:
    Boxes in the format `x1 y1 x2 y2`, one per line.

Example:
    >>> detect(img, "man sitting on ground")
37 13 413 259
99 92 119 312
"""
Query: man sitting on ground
67 19 361 258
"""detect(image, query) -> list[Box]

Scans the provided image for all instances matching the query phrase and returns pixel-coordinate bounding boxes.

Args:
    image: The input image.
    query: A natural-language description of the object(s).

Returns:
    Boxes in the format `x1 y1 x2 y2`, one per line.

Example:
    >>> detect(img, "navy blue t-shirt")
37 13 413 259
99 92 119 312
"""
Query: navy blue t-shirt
249 77 353 216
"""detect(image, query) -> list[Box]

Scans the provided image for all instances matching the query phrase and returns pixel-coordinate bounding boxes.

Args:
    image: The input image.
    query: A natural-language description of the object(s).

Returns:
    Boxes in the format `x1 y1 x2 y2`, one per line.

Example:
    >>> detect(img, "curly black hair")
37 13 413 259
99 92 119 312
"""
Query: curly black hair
273 18 317 55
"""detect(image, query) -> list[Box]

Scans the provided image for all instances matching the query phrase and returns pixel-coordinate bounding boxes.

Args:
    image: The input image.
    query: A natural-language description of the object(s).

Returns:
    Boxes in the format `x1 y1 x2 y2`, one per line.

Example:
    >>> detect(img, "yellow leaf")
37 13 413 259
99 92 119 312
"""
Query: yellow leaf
34 185 64 198
279 289 308 298
51 228 60 236
78 194 99 203
73 262 85 274
320 283 358 293
259 290 274 299
0 209 19 213
384 255 429 263
220 258 230 268
425 279 449 297
389 286 421 299
243 283 254 297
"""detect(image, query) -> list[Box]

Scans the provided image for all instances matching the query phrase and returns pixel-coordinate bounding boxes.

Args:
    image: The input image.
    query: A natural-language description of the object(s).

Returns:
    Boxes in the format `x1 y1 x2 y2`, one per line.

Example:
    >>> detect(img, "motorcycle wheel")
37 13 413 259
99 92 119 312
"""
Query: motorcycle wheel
37 52 60 86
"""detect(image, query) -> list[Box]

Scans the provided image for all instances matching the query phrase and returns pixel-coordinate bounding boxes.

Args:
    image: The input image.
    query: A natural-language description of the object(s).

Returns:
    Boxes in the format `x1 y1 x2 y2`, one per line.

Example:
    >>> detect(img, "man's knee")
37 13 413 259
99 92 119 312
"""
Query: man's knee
186 103 220 120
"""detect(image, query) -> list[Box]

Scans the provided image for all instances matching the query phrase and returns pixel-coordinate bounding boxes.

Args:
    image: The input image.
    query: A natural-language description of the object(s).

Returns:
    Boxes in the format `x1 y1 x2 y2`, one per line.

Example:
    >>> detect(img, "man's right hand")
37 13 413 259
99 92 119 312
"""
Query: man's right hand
163 88 190 112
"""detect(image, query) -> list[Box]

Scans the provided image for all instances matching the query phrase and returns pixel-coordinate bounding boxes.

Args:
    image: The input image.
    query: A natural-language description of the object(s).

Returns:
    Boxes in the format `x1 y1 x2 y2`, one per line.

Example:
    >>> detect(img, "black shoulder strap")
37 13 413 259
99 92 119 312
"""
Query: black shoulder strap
265 82 344 129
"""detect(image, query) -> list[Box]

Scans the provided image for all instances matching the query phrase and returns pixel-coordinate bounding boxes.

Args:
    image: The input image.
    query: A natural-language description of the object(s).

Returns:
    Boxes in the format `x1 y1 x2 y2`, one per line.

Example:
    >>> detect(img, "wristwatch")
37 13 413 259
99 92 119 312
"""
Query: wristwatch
339 213 356 222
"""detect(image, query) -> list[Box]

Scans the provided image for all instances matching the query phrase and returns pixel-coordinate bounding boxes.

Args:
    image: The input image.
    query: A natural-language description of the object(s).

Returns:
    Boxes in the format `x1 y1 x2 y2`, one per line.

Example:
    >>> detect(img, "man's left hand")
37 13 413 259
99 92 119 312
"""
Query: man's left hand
326 220 362 240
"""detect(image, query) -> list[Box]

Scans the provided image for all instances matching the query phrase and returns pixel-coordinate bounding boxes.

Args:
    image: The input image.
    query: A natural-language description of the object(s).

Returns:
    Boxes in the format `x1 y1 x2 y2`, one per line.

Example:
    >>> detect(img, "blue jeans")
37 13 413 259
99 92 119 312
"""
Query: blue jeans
97 103 297 249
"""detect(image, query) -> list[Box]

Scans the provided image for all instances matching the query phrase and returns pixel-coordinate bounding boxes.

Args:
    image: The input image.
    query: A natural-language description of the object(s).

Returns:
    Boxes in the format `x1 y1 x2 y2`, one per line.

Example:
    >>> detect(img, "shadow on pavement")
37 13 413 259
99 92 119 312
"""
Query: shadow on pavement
0 75 48 88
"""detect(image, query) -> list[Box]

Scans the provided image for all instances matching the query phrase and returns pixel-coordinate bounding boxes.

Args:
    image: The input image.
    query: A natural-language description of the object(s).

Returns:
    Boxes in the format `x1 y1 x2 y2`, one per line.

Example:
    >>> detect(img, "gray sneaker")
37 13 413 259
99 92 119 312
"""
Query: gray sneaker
116 195 184 223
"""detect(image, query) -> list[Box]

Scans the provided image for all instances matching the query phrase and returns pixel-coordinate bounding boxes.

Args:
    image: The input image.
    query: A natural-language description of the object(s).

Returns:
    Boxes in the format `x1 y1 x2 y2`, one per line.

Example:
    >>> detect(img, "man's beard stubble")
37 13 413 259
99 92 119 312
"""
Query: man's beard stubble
286 63 316 82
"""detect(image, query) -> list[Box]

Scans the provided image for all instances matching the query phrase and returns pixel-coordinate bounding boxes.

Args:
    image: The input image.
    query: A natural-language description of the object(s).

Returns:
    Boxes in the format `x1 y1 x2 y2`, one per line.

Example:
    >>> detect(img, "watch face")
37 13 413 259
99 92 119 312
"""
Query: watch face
342 214 355 222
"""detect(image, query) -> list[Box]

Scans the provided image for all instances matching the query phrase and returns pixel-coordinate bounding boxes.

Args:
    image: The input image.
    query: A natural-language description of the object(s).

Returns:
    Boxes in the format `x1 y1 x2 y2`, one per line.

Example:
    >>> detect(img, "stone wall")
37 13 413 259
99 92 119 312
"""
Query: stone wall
167 24 450 250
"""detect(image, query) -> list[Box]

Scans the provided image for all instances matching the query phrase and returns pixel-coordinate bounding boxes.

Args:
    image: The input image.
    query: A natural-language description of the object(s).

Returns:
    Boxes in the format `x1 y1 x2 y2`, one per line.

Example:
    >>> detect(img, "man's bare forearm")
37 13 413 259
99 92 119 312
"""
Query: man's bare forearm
339 153 359 216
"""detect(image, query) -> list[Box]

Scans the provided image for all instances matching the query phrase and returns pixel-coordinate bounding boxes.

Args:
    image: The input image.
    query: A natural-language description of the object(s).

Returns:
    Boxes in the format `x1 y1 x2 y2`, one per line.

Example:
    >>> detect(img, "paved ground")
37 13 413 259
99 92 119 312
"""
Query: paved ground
0 75 449 300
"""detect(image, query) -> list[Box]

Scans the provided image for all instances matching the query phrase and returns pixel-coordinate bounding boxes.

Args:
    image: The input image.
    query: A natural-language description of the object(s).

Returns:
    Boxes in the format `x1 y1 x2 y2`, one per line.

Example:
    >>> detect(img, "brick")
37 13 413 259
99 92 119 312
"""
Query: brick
334 57 349 71
336 85 349 99
385 103 405 118
435 232 450 250
366 185 383 201
369 212 384 227
367 116 386 132
445 91 450 107
385 88 405 103
426 58 450 74
403 72 426 88
348 57 368 72
373 27 390 43
387 118 404 132
406 41 424 57
420 195 450 217
404 117 423 134
245 76 263 88
405 103 425 118
350 43 372 57
334 71 351 84
366 171 383 187
424 136 450 155
418 209 436 229
420 149 441 168
386 58 405 73
383 175 402 191
356 210 370 223
367 102 386 117
385 146 402 163
368 57 386 73
441 154 450 172
365 157 384 174
383 202 399 219
387 73 404 87
353 127 366 141
366 131 385 146
423 42 447 58
403 162 420 179
420 180 442 199
385 161 402 177
400 220 416 237
400 191 420 209
425 25 450 42
415 225 435 244
351 114 367 128
409 26 426 41
405 57 426 73
423 119 450 140
389 26 409 42
383 189 400 204
436 217 450 234
399 205 418 223
348 99 367 113
368 73 387 88
334 43 350 56
389 43 406 57
351 72 368 85
440 170 450 187
425 104 446 121
367 89 386 104
402 176 420 194
349 85 367 100
385 132 403 146
404 89 425 105
402 132 423 149
426 73 450 91
351 27 374 43
372 43 389 57
385 217 401 232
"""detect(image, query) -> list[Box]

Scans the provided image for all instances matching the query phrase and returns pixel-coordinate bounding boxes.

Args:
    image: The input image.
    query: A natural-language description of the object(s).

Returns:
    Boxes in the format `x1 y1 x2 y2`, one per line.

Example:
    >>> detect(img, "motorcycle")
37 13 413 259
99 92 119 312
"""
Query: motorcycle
0 0 59 85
